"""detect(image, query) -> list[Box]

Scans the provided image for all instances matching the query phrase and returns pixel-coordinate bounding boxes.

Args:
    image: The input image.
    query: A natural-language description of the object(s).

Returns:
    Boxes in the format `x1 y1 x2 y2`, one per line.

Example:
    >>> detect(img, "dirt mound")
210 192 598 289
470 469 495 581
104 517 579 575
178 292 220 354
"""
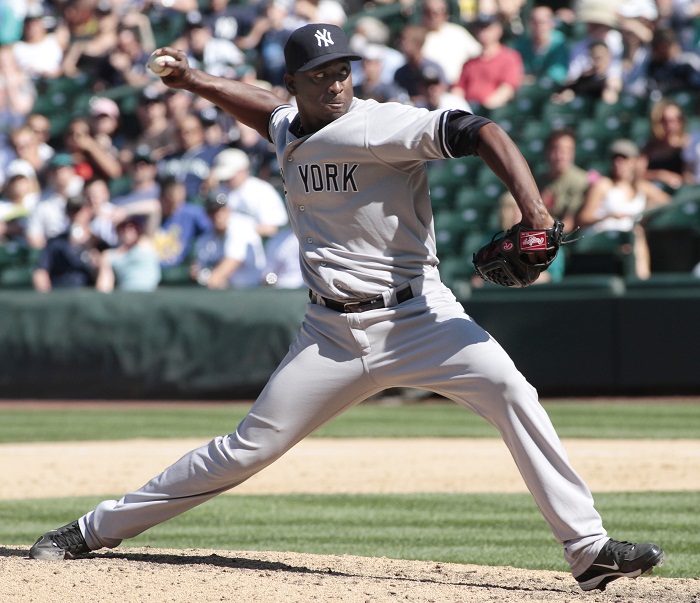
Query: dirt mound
3 546 696 603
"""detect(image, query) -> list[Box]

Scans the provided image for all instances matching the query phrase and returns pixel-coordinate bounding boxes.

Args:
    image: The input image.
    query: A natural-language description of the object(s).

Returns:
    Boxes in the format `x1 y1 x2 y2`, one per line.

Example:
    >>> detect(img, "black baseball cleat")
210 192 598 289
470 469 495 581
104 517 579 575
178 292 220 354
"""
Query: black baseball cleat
29 521 91 560
575 539 665 592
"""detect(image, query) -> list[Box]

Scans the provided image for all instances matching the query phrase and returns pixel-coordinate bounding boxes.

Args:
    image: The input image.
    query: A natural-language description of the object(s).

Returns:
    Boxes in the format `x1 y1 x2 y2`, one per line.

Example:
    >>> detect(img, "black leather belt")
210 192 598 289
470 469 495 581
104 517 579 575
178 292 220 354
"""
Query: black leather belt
310 284 414 313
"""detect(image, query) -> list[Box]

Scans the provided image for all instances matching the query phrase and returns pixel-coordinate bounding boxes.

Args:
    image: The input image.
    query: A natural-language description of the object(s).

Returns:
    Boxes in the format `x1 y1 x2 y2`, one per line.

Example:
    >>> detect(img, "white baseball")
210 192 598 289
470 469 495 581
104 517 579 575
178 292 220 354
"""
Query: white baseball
147 52 177 77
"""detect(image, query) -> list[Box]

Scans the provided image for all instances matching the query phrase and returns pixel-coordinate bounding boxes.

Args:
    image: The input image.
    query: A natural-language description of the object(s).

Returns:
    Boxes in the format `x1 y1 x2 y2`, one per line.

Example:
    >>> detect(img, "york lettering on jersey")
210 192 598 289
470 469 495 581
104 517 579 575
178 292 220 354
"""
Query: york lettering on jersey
298 163 359 193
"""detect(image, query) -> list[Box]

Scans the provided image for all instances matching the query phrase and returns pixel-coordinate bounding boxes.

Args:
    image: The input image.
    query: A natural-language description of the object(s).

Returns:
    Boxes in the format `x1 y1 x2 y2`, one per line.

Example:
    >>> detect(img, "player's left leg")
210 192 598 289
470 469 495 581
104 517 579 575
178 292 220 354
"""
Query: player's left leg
364 278 662 587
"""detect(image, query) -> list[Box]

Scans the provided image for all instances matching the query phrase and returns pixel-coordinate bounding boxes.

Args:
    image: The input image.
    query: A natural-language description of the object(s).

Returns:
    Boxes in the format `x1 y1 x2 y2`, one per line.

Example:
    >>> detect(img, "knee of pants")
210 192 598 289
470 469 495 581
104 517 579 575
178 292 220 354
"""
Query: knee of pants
461 368 541 426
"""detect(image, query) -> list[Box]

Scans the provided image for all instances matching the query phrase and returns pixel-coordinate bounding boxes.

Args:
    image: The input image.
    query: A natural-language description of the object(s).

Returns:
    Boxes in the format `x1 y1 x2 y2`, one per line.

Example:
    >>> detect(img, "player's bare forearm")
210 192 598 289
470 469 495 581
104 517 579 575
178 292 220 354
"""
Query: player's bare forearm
155 48 286 138
476 123 554 229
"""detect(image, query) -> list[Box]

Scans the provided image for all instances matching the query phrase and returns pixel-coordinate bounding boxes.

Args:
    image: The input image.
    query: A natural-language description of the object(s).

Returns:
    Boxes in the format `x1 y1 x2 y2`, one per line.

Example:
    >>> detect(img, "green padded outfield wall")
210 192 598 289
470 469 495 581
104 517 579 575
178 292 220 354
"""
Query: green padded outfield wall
0 282 698 399
0 288 309 399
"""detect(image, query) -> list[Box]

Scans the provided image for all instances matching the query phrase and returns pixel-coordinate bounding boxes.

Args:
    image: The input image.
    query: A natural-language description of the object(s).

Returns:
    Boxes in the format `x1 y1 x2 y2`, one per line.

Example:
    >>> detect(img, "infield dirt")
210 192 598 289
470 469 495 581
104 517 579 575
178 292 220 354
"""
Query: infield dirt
2 436 699 602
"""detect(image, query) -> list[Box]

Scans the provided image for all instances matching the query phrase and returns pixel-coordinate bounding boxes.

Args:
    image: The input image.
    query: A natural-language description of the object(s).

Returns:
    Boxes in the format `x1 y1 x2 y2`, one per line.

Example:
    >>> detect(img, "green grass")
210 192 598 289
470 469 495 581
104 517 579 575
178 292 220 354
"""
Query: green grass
1 400 700 442
2 492 697 578
2 401 697 578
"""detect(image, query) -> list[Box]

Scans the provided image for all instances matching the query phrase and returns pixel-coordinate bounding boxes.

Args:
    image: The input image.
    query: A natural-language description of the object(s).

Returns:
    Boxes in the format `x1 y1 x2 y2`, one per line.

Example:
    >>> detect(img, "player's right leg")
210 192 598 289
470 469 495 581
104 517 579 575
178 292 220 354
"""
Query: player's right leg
29 304 382 559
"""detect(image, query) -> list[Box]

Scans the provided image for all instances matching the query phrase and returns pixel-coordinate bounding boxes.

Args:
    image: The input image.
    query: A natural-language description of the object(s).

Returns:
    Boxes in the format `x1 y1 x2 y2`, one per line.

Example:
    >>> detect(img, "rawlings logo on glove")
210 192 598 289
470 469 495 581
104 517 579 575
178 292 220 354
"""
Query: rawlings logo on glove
472 221 568 288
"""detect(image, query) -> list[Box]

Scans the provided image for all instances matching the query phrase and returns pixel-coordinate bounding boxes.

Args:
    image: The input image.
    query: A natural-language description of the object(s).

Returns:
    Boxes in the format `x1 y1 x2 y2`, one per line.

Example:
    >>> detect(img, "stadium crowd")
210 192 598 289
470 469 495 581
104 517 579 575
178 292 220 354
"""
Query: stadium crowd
0 0 699 291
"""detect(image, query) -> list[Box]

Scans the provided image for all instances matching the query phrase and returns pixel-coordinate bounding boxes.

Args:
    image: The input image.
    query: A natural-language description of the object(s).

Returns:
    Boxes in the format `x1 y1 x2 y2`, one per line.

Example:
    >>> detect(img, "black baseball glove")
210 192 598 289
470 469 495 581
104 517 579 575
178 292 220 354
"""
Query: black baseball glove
472 221 565 287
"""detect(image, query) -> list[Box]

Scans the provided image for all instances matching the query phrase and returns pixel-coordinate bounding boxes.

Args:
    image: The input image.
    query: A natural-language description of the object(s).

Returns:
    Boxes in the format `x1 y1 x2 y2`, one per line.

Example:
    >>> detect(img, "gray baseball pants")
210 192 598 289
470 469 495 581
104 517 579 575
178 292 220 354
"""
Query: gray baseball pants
80 267 607 576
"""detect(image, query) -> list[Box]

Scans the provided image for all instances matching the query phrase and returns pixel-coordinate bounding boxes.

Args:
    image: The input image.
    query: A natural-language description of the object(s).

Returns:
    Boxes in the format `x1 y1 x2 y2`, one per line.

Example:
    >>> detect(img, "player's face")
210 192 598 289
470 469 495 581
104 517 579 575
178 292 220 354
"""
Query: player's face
286 59 353 134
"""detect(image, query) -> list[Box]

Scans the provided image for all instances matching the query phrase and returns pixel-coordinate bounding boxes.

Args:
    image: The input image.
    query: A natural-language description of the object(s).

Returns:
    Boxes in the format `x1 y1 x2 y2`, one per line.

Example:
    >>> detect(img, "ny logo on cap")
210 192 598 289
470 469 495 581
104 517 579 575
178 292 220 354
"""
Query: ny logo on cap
314 28 334 47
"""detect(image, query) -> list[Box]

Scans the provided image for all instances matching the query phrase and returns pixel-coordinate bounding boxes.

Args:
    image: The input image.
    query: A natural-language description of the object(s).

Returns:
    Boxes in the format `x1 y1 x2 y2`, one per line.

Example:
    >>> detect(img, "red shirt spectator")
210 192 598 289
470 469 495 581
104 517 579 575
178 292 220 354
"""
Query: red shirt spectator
452 14 523 110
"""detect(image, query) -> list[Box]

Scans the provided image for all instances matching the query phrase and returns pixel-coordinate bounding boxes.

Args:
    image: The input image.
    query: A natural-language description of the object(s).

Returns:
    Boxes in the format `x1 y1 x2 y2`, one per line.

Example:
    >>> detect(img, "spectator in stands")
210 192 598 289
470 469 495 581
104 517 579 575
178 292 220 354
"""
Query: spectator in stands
61 115 123 182
576 139 671 279
414 65 471 112
178 10 245 80
157 113 225 200
228 115 281 183
88 96 128 164
161 87 193 125
500 128 594 234
0 45 35 134
110 145 162 235
32 195 99 292
57 0 106 43
0 159 40 244
82 177 120 248
294 0 347 27
133 87 179 163
3 125 51 191
261 225 304 289
96 215 161 292
190 193 266 289
198 105 229 149
0 0 28 45
512 5 569 86
101 20 154 88
682 120 700 185
640 99 689 192
646 27 700 98
12 9 64 80
27 153 84 249
83 176 161 249
550 40 621 105
354 44 409 104
420 0 481 86
61 1 120 83
481 0 529 36
25 114 55 167
202 0 257 42
618 15 653 98
347 16 404 88
153 176 212 268
208 148 288 239
565 2 623 85
394 25 447 105
452 14 524 110
663 0 700 51
235 0 303 90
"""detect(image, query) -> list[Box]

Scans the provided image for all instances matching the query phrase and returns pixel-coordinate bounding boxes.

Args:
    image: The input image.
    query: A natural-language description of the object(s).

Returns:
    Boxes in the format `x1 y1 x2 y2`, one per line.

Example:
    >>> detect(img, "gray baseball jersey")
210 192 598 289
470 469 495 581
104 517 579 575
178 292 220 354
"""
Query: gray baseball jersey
78 98 610 578
270 98 451 300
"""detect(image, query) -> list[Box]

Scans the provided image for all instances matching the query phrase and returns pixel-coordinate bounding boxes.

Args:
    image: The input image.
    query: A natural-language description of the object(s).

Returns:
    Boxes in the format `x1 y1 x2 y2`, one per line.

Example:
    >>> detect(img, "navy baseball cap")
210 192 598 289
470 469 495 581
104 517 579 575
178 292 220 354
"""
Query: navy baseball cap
284 24 362 74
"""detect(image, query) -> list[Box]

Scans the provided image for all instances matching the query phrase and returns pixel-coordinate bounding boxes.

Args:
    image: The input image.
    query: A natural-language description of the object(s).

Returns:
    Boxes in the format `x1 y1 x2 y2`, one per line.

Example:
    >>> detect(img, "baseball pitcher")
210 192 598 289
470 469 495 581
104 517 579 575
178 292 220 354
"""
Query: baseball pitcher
29 24 663 593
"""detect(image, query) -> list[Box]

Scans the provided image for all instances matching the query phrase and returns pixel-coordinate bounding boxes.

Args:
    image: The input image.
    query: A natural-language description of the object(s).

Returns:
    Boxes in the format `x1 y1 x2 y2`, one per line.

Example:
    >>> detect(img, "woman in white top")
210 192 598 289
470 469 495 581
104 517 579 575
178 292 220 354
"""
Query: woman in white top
576 139 670 278
12 13 64 79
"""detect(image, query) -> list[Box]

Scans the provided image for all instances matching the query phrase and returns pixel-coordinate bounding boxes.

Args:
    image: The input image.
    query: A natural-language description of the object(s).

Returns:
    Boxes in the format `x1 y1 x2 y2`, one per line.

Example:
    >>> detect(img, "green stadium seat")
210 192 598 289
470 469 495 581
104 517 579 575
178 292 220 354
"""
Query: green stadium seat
593 94 649 125
0 265 34 288
475 165 507 202
453 187 499 231
628 116 652 147
433 209 471 256
437 255 474 286
541 96 595 129
670 184 700 207
159 264 196 287
149 10 187 48
665 90 697 115
485 103 522 137
516 120 553 164
642 196 700 272
565 229 637 277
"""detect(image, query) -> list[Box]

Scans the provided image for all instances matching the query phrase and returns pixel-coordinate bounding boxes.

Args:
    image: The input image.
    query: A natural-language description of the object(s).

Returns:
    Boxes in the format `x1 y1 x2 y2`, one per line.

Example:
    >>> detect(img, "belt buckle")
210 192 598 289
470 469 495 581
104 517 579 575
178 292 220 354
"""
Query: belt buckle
343 300 363 313
343 296 382 313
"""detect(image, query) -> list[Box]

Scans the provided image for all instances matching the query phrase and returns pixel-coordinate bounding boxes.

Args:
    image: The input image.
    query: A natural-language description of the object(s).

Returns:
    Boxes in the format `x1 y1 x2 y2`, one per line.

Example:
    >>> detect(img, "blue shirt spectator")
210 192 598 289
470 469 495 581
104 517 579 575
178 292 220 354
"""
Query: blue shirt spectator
153 177 212 267
157 113 225 200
